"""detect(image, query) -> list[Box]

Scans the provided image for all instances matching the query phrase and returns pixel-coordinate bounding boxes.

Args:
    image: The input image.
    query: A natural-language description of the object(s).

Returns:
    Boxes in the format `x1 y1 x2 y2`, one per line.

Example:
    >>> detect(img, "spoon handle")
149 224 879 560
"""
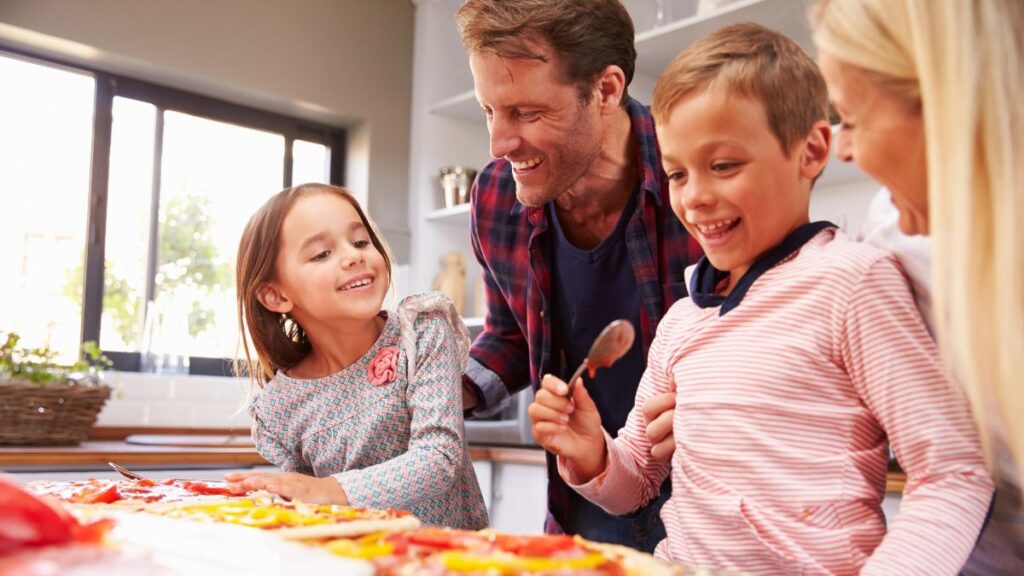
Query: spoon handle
565 359 588 397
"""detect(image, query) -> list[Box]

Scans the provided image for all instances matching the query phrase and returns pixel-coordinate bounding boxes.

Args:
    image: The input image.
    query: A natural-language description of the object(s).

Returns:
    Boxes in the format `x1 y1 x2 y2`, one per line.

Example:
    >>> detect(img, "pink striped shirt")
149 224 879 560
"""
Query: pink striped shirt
560 228 993 575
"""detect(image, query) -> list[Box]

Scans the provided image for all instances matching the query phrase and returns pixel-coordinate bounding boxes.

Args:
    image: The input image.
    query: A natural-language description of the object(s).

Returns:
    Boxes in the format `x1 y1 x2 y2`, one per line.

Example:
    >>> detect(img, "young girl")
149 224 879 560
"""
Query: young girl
225 183 488 530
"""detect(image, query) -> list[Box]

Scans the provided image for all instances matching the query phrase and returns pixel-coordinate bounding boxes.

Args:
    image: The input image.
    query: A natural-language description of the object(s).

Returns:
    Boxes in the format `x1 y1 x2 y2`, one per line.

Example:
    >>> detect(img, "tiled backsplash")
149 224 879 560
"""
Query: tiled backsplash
95 371 253 429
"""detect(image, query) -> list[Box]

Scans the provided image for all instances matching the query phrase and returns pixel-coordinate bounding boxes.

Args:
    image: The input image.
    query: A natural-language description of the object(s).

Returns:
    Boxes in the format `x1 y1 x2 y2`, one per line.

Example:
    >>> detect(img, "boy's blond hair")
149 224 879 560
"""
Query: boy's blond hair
652 23 829 156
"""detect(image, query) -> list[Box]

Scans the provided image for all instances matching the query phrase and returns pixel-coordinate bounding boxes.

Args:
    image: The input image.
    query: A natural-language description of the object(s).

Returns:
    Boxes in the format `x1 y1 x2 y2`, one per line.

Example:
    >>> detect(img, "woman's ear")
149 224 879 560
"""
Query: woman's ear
800 120 832 181
256 283 293 314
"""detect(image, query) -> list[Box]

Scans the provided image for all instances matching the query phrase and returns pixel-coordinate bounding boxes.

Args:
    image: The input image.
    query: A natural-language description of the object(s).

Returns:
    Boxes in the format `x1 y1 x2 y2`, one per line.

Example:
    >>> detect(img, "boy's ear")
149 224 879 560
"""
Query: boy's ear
799 120 832 181
594 64 627 112
256 283 293 314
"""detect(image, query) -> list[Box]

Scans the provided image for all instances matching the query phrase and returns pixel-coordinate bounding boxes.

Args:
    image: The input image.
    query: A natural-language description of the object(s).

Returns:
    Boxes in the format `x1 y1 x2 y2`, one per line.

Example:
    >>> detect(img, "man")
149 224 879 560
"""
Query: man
455 0 702 552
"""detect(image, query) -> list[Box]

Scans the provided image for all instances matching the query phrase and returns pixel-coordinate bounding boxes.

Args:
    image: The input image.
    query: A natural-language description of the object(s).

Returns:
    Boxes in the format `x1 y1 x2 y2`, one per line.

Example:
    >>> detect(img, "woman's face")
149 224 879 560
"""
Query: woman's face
819 53 930 235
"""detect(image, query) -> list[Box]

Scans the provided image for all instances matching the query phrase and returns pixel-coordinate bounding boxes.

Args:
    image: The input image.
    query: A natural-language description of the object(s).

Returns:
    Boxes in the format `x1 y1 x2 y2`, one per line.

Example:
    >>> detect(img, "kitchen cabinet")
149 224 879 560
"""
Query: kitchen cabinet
406 0 881 308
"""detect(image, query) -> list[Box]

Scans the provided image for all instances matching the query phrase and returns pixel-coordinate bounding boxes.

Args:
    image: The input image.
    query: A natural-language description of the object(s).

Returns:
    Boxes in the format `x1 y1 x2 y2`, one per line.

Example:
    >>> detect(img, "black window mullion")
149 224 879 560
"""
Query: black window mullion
329 131 346 186
80 74 114 347
284 134 294 187
144 107 165 306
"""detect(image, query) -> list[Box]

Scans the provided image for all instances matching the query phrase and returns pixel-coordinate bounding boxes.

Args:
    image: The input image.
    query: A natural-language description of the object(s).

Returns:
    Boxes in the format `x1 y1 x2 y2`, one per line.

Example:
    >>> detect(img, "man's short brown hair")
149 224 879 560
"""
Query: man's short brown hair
652 23 829 154
455 0 637 107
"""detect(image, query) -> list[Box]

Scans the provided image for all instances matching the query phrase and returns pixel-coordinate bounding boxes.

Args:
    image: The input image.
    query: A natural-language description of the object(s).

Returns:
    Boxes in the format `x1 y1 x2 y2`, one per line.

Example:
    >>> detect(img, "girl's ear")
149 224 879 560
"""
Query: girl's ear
256 283 293 314
800 120 832 181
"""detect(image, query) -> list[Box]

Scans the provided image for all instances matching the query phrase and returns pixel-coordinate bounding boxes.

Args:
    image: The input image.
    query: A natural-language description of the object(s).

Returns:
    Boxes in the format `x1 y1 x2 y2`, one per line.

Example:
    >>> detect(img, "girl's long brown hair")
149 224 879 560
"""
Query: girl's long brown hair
235 184 392 388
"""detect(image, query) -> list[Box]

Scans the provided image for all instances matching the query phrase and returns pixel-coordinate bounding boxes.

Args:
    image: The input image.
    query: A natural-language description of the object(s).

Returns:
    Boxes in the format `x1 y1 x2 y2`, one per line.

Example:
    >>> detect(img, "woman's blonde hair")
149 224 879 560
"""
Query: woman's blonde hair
812 0 1024 481
235 184 392 388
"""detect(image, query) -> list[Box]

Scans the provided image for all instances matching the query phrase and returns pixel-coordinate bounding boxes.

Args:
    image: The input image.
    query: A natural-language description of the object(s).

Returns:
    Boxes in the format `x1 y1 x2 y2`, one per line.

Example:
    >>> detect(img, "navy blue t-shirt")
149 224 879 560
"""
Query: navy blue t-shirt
549 189 644 437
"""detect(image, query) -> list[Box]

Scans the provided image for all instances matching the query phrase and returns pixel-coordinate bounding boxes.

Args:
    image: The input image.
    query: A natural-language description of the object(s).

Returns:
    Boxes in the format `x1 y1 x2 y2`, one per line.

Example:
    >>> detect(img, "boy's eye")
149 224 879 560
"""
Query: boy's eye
666 169 687 183
711 162 740 173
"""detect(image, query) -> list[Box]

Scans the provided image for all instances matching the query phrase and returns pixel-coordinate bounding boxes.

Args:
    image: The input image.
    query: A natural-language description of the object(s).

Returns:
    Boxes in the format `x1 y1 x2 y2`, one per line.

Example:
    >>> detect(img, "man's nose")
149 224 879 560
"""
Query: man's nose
488 116 519 160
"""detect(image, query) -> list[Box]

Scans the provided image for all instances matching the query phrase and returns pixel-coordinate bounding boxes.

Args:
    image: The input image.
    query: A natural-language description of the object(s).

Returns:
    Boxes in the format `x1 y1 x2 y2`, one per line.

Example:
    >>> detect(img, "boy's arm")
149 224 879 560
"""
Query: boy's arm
842 256 993 576
335 312 466 510
556 319 676 516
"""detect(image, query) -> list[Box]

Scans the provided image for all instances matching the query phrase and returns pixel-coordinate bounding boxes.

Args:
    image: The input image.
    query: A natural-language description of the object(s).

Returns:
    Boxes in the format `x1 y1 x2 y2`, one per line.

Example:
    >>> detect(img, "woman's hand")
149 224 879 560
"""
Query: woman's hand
223 471 348 505
642 376 677 462
528 374 607 482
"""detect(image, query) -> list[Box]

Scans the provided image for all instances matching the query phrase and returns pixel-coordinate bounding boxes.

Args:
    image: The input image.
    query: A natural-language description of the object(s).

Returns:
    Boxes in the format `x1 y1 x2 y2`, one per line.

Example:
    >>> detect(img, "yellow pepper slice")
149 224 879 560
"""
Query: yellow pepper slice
324 538 396 559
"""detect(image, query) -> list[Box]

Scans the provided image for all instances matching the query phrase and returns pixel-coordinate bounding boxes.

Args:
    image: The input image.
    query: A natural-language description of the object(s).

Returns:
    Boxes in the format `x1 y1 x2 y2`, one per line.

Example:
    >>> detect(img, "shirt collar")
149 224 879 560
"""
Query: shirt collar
689 221 837 316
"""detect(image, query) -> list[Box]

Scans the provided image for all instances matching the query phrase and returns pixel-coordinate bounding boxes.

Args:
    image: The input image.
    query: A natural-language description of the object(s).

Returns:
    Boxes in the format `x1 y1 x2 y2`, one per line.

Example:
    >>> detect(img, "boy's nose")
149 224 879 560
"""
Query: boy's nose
681 177 714 211
488 116 520 160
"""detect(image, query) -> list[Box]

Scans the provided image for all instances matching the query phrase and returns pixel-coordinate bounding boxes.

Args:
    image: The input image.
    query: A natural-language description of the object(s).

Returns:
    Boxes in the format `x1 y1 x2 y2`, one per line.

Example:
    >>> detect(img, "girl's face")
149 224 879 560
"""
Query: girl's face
266 192 388 330
818 53 929 235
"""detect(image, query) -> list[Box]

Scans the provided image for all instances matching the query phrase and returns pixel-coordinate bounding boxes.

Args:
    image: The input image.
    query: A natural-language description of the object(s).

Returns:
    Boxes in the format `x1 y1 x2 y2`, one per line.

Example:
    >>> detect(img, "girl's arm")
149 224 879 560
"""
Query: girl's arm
250 399 309 474
555 315 677 516
333 311 466 510
842 256 993 576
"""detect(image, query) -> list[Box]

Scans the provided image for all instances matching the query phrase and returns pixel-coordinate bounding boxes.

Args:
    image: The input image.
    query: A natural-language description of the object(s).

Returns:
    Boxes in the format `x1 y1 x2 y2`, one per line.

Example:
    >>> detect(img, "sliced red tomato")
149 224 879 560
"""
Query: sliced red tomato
70 517 116 544
404 528 488 551
0 476 75 553
493 534 580 556
179 480 234 496
70 481 121 504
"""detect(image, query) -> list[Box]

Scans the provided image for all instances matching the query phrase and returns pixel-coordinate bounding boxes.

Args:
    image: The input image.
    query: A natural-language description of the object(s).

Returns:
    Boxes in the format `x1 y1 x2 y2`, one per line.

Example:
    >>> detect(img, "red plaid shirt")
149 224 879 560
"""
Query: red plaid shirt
465 98 702 415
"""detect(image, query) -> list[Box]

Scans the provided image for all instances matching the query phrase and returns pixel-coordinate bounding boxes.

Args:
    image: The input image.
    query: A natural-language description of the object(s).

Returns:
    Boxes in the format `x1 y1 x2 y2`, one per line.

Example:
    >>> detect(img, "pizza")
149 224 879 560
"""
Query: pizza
147 497 422 540
314 527 686 575
28 477 250 508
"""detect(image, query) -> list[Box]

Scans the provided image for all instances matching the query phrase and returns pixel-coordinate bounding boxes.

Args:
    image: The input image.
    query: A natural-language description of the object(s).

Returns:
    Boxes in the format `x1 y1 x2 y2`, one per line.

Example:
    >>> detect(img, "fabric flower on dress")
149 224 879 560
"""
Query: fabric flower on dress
368 346 400 386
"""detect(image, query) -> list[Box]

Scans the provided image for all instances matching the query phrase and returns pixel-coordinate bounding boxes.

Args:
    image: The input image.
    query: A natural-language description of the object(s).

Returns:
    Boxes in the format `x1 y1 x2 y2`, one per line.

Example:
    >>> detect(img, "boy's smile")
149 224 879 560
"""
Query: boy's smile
657 87 828 294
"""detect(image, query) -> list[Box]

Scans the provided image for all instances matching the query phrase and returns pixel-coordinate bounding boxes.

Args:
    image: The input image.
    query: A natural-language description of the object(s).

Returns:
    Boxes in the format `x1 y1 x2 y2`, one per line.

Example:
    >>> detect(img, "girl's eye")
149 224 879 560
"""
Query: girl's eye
311 250 330 261
353 240 371 249
840 121 854 131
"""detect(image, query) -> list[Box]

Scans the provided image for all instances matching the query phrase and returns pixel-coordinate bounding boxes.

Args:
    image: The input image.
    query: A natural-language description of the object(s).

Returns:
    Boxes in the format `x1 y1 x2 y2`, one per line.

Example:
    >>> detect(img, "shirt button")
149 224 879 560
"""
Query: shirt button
539 310 545 318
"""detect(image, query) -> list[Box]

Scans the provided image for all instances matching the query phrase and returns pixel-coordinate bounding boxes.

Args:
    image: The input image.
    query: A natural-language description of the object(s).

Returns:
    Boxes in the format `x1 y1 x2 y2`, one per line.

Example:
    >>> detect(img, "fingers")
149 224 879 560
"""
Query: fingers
641 391 676 424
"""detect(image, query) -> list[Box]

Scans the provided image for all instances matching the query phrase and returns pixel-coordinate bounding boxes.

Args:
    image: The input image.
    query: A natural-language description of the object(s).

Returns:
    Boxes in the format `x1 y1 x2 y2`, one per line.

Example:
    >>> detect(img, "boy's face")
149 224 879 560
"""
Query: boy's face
658 88 825 287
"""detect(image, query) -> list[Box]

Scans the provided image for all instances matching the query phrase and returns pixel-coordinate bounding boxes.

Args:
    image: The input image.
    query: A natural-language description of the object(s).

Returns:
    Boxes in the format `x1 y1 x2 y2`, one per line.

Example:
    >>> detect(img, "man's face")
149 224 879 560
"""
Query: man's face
469 49 603 207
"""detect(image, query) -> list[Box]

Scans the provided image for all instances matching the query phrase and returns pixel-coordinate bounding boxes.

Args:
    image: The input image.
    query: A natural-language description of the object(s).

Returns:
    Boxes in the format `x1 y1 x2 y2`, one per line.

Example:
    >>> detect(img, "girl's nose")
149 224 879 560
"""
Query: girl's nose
835 128 854 162
342 248 365 268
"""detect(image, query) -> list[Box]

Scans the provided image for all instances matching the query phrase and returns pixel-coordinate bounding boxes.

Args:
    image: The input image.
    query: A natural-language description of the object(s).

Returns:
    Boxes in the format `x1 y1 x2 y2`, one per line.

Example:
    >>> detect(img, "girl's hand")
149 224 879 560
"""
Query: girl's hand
528 374 606 482
223 471 348 505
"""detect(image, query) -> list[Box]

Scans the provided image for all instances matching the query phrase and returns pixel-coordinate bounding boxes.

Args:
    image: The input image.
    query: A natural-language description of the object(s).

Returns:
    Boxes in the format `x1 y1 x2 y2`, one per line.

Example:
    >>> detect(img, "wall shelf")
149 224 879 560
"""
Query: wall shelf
425 202 471 224
634 0 814 77
430 90 483 122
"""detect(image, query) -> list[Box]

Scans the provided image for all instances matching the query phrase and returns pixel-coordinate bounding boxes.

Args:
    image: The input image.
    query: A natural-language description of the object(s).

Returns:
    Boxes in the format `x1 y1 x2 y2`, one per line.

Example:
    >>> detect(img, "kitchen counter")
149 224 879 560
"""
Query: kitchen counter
0 436 907 493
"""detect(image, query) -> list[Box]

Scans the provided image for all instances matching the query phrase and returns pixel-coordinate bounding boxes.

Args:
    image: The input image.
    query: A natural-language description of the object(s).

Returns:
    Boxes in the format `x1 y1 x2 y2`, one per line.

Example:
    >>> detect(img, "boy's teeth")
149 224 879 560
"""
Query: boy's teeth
512 158 541 170
697 218 738 234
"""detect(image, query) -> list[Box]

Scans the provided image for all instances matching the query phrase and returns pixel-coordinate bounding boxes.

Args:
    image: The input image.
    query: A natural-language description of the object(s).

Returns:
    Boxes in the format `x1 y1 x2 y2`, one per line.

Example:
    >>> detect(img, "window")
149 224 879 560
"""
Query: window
0 50 346 374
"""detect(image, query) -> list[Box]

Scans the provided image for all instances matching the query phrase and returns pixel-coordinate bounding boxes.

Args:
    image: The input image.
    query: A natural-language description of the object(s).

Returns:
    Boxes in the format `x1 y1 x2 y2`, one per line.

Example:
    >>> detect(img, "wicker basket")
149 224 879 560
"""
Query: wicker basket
0 379 111 446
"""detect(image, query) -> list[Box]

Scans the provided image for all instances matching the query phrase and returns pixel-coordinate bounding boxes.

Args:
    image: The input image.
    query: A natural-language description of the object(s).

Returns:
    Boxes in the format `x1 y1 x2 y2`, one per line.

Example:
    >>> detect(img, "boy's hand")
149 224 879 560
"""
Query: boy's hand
223 471 348 505
643 374 677 462
528 374 606 482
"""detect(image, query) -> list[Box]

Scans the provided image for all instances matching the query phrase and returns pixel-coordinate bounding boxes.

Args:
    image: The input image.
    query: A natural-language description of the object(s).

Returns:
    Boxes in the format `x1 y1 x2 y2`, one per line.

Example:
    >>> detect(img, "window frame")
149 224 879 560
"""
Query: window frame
1 45 347 376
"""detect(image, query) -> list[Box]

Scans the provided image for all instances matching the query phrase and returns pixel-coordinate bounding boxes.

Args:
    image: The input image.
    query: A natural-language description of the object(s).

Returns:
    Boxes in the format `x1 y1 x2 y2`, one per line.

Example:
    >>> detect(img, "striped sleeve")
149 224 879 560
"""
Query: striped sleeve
557 317 675 515
841 256 993 575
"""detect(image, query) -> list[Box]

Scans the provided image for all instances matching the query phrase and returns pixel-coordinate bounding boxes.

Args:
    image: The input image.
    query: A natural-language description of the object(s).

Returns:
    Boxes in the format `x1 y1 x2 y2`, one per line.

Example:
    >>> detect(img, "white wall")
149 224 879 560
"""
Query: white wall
0 0 415 261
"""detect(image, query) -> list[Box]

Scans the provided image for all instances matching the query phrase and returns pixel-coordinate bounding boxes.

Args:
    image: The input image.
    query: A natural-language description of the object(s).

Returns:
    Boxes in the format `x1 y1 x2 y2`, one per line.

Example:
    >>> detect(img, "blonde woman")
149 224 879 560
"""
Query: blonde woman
811 0 1024 572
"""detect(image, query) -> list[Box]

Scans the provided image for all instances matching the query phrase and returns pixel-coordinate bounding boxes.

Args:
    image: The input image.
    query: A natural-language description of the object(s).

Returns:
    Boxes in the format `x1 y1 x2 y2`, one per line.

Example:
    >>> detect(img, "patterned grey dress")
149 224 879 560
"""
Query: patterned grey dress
249 292 489 529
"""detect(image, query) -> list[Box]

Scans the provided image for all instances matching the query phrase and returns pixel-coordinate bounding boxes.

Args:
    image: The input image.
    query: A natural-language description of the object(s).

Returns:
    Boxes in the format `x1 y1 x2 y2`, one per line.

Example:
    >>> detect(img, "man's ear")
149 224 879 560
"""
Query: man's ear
800 120 832 181
594 64 627 113
256 283 293 314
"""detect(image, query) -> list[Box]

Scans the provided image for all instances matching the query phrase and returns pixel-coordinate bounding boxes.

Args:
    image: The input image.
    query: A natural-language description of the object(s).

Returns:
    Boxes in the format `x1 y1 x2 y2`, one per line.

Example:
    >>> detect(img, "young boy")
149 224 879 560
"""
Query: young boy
528 24 993 576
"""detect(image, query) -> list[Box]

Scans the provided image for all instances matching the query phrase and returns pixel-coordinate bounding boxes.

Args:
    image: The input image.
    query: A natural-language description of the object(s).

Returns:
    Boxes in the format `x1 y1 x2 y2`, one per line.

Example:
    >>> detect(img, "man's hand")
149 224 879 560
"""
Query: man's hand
528 374 607 482
223 471 348 505
642 376 676 462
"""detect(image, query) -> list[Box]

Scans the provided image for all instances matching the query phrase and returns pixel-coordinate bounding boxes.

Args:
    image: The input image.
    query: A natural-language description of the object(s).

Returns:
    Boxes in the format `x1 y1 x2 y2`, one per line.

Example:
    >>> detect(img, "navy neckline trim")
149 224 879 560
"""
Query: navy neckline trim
689 221 837 316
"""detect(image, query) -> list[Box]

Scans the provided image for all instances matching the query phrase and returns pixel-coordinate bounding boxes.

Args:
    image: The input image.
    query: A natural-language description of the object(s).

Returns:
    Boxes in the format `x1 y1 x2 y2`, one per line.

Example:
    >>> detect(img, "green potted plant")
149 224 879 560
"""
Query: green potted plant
0 332 113 446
